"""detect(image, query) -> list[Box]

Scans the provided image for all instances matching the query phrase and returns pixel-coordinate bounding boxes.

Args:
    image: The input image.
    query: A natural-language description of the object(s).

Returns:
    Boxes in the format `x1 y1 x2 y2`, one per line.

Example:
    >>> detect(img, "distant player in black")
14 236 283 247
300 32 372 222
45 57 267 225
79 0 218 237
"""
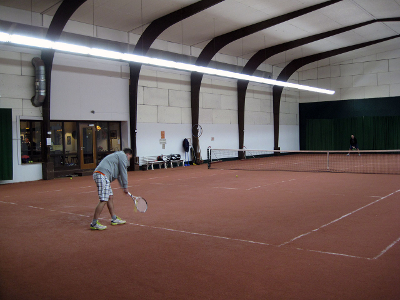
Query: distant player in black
347 135 360 156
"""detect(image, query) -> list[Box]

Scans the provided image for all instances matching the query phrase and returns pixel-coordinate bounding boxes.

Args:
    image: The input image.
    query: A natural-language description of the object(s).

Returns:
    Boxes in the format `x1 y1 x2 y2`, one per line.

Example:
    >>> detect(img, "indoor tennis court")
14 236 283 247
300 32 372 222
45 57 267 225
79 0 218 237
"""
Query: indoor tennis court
1 165 399 299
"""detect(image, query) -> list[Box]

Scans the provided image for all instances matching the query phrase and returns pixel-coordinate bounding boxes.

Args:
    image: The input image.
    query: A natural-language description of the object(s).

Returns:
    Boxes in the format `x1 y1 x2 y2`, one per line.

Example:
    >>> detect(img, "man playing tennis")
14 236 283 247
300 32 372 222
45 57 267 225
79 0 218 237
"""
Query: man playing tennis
347 134 360 156
90 148 133 230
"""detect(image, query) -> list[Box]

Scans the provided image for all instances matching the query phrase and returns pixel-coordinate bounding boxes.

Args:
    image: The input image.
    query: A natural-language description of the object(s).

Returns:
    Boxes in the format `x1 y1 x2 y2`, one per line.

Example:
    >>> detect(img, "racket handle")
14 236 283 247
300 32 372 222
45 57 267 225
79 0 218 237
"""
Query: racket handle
128 192 137 201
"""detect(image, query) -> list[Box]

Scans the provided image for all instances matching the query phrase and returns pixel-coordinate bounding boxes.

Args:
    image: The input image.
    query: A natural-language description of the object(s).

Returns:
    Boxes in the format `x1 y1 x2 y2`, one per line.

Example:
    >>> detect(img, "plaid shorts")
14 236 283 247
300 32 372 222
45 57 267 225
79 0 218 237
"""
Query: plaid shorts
93 172 113 202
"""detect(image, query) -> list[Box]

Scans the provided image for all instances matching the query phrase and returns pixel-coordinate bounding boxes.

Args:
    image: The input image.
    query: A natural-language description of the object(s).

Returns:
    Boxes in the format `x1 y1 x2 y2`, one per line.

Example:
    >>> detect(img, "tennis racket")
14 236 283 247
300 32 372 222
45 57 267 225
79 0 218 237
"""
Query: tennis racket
128 192 148 213
192 124 203 138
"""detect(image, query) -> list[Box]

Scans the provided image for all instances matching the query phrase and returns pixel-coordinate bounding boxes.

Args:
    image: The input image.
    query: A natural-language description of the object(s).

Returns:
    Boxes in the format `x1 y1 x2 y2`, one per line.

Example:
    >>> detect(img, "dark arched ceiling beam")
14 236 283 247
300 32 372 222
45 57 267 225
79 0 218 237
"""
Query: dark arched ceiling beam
272 34 400 150
190 0 343 162
41 0 87 180
129 0 225 169
133 0 226 56
237 17 400 151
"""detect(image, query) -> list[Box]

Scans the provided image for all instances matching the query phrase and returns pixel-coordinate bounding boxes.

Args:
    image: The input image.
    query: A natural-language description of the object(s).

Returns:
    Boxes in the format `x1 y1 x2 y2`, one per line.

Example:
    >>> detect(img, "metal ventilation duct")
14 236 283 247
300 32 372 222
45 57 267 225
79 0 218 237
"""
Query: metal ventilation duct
31 57 46 107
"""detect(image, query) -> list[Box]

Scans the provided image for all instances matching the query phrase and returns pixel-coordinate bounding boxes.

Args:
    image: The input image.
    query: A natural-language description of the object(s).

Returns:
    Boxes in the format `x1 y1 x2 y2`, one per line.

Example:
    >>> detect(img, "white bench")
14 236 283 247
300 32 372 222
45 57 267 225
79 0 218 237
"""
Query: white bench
143 156 167 170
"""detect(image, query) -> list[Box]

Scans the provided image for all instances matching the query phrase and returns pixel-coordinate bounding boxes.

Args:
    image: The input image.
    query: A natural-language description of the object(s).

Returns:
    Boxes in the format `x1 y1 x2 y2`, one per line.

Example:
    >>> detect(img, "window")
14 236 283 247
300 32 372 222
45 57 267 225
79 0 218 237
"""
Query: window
96 121 109 152
50 122 64 168
49 122 79 169
109 122 121 152
20 120 42 164
19 120 121 168
96 121 121 162
64 122 78 167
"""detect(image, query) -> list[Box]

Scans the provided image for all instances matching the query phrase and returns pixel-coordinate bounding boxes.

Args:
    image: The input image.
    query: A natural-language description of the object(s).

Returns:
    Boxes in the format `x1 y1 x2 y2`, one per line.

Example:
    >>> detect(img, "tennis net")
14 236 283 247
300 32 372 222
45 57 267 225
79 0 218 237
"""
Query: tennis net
207 148 400 174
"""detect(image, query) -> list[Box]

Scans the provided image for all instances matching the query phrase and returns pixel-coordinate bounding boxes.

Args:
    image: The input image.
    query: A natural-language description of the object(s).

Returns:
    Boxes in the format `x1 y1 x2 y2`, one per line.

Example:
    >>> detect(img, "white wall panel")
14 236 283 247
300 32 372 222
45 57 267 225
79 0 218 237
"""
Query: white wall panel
158 106 182 124
181 107 191 124
143 87 168 106
317 66 331 79
199 108 213 124
364 60 388 74
202 93 221 109
137 105 157 123
390 84 400 96
389 58 400 71
245 111 270 125
169 90 191 107
279 125 300 150
0 74 33 99
221 94 237 110
340 63 364 76
340 87 365 100
260 99 272 112
0 97 22 109
364 85 390 98
0 50 21 75
202 124 239 150
51 71 129 120
280 113 297 126
330 76 353 89
243 125 274 150
212 109 237 124
157 71 181 90
138 68 157 88
330 65 340 77
136 123 191 159
353 74 377 87
378 71 400 85
245 98 261 112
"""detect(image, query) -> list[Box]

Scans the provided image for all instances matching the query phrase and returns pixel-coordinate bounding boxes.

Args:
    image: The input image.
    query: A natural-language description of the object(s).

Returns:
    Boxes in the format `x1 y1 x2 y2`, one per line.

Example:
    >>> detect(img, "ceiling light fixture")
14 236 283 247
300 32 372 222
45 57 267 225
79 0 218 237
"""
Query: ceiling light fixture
0 32 335 95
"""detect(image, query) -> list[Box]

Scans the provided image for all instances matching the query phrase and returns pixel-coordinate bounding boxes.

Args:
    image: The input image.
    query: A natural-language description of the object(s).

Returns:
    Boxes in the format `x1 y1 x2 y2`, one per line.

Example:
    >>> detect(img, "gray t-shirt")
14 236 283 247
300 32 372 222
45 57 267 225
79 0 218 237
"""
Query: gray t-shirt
94 151 129 188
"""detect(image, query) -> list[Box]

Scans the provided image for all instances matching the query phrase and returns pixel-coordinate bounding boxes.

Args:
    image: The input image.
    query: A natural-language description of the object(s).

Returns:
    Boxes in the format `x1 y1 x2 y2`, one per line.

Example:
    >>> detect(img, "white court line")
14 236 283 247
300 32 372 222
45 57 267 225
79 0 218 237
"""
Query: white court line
0 200 372 259
246 178 297 191
79 191 96 194
299 248 371 260
1 199 398 260
373 236 400 260
37 189 63 193
278 189 400 248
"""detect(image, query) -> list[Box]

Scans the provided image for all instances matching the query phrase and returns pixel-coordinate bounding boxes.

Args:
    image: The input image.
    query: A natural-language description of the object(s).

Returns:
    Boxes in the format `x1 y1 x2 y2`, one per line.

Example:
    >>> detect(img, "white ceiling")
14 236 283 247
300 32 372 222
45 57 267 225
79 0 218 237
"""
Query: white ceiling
0 0 399 66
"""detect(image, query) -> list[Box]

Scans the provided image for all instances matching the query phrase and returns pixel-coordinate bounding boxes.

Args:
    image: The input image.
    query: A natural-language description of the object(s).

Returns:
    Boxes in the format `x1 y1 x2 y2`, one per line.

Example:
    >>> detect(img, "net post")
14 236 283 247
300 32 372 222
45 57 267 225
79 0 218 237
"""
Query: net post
274 146 280 156
207 147 211 169
327 151 330 170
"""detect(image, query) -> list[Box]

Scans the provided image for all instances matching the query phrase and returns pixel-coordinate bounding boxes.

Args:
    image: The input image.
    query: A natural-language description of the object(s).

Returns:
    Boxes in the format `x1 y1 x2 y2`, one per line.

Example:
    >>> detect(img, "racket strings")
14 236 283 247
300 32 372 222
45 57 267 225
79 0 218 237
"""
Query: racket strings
135 198 147 212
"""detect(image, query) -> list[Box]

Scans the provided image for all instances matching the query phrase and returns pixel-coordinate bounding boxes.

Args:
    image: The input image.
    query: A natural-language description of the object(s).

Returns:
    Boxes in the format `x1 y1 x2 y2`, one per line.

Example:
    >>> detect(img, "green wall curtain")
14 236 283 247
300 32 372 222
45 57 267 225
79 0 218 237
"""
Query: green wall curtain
0 109 13 180
306 116 400 150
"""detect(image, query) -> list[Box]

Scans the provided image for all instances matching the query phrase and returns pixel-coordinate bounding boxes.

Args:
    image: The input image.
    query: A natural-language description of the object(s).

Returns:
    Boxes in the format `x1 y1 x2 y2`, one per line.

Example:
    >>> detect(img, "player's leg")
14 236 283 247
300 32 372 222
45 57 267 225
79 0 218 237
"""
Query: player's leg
107 195 115 217
91 173 110 230
91 201 108 230
108 195 126 225
93 201 107 220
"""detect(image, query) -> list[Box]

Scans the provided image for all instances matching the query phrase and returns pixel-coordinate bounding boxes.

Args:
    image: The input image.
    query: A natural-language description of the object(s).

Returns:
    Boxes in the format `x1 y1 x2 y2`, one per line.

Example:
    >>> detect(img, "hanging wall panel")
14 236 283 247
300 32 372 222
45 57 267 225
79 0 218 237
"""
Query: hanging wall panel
0 109 13 180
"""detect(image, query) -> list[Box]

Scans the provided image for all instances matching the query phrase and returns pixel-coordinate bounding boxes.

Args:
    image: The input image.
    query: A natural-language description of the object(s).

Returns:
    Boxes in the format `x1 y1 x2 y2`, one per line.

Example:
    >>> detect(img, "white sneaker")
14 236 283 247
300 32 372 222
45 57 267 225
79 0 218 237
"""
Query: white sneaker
90 221 107 230
111 216 126 225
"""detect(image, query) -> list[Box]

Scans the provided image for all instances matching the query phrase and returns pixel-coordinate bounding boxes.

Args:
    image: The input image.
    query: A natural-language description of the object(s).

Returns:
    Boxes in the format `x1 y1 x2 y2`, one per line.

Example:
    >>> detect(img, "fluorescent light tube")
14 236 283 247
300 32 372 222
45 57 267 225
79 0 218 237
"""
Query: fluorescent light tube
53 42 90 54
90 48 122 60
10 34 53 49
0 31 335 95
0 32 10 42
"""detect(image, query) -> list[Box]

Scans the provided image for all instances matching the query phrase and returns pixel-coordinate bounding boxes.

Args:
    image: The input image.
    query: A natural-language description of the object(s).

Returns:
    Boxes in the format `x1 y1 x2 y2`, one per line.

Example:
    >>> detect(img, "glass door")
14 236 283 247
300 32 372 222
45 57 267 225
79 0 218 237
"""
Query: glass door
79 123 97 169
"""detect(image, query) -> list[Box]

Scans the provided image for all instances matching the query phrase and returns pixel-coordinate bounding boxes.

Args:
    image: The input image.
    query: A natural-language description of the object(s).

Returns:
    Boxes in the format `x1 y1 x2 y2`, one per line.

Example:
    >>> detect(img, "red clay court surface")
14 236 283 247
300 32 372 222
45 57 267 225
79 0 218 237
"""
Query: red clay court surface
1 165 399 299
